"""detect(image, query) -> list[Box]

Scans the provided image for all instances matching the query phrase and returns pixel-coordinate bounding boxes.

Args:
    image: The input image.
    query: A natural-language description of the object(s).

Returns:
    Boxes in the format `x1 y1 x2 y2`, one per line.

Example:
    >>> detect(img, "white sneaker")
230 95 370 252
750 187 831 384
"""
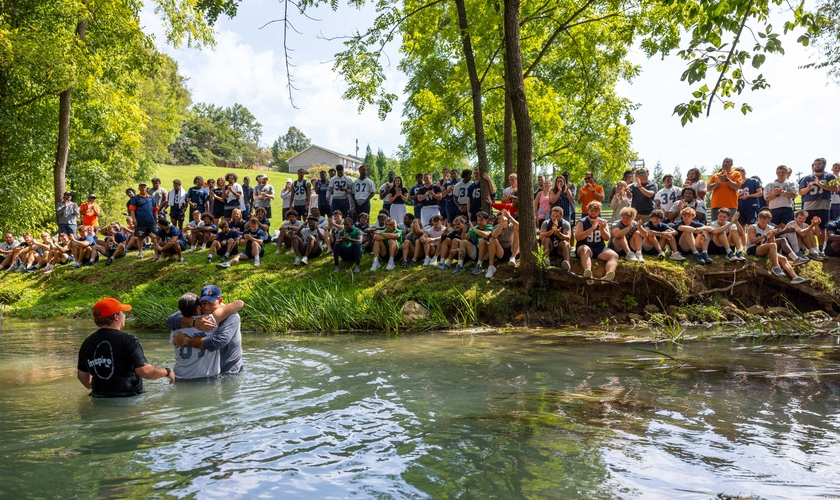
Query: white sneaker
604 271 616 281
561 260 571 271
485 266 497 278
544 257 551 267
626 252 638 262
294 256 302 265
583 268 593 285
371 258 381 271
669 252 686 261
635 251 645 263
429 258 438 267
301 256 308 265
137 252 144 259
658 252 667 259
188 246 195 252
217 261 230 268
508 257 516 267
200 244 206 251
254 257 260 267
386 258 395 270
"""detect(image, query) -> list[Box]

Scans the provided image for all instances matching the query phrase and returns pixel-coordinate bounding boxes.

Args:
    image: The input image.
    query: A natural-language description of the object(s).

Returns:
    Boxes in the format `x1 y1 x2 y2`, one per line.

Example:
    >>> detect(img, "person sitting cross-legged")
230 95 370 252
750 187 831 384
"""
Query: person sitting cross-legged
641 209 684 260
274 209 302 254
746 210 808 284
218 217 266 268
98 223 127 266
70 226 99 269
371 217 403 271
784 209 824 261
333 217 363 273
189 213 218 251
292 216 326 265
435 215 468 270
207 220 239 264
452 211 492 275
401 218 427 267
708 208 746 262
540 206 572 270
574 201 618 283
608 206 647 263
421 215 447 267
675 207 715 265
481 208 519 278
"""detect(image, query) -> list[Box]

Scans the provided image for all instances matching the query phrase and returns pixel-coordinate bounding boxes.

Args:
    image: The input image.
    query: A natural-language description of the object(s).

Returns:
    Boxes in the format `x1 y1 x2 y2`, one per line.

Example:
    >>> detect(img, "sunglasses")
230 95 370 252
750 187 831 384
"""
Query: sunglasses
637 171 648 175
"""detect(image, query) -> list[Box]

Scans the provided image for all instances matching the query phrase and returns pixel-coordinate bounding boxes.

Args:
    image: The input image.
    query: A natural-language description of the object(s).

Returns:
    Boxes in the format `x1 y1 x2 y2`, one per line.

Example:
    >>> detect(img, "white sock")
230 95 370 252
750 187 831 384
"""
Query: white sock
254 256 260 264
388 257 394 263
457 259 463 266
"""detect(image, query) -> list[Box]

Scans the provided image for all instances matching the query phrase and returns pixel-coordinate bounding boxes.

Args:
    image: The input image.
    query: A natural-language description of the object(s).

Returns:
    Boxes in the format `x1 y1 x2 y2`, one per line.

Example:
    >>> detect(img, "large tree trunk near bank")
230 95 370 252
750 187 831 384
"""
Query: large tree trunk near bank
503 0 536 277
503 60 515 183
454 0 491 213
53 19 87 215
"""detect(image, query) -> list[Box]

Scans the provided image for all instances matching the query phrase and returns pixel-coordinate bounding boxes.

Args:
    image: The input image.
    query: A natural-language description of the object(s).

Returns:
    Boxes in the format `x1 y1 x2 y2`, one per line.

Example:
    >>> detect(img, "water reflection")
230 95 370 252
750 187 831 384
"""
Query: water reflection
1 321 839 498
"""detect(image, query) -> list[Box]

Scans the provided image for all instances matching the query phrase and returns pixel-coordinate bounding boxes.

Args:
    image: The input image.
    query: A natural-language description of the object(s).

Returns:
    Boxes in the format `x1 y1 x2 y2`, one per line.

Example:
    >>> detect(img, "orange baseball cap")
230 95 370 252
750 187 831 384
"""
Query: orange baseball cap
93 298 132 318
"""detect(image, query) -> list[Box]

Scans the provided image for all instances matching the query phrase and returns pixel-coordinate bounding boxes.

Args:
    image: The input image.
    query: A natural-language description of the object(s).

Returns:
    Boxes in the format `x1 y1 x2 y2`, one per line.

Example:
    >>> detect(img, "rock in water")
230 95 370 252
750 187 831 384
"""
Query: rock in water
402 301 430 323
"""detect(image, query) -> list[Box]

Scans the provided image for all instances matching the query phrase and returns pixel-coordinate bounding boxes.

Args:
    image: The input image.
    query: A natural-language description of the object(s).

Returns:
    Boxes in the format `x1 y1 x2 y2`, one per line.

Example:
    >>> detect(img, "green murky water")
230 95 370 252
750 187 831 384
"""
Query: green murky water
1 319 839 499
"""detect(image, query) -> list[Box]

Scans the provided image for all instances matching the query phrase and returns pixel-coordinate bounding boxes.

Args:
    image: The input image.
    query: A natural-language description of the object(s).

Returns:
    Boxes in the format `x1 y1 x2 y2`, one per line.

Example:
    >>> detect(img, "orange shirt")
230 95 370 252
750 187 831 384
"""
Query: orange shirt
577 183 604 208
709 170 742 209
80 202 100 228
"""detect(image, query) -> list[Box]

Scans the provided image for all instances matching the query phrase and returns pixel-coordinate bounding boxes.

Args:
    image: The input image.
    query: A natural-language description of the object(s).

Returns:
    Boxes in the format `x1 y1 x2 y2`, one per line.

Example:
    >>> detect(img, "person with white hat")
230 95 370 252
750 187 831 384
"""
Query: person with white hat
253 174 275 219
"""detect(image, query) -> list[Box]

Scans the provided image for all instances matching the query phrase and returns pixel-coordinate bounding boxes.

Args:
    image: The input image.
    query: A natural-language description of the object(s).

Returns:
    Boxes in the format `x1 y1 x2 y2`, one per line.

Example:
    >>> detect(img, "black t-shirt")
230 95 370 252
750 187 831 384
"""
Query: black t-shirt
630 181 657 215
417 184 441 207
77 328 148 397
389 186 408 204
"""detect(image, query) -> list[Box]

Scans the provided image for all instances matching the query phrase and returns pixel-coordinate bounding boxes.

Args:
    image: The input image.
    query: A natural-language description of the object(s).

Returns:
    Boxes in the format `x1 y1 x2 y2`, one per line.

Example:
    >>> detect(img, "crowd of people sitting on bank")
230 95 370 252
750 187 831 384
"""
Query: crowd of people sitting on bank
4 157 840 284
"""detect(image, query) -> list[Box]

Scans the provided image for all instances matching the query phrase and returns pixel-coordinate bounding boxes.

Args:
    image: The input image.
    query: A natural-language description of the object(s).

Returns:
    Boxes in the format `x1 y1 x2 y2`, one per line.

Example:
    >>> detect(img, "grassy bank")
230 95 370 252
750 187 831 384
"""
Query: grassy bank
2 246 838 332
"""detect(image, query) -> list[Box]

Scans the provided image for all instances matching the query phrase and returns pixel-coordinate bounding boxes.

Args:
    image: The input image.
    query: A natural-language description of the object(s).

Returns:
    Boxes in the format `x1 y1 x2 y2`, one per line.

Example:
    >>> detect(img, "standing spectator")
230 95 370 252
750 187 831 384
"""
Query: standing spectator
437 168 451 218
684 168 708 200
314 170 330 217
734 166 763 225
148 177 168 217
764 165 797 225
417 173 443 226
291 169 312 218
351 166 376 218
831 162 840 220
253 174 276 219
467 171 495 223
609 181 632 221
280 179 293 220
502 173 518 203
380 171 395 214
655 174 680 215
630 168 657 222
708 157 742 221
576 172 605 211
534 179 552 226
452 169 473 218
241 176 254 219
388 176 409 223
550 176 576 225
168 179 187 230
80 194 101 234
222 172 244 221
77 298 174 398
328 165 352 216
187 176 209 215
128 182 159 259
56 191 80 237
607 171 634 205
408 173 425 218
442 169 459 223
208 178 225 221
798 157 837 252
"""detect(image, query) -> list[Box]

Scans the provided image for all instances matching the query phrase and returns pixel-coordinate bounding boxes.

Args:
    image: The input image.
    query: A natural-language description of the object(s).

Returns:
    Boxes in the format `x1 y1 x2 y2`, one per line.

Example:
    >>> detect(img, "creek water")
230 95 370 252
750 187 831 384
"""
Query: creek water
1 319 840 499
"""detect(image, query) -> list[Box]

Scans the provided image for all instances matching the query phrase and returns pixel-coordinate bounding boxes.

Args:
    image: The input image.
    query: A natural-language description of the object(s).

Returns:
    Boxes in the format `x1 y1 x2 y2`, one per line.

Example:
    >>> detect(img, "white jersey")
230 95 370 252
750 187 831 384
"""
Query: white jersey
453 180 472 206
710 220 732 234
292 180 311 205
380 182 392 203
425 225 446 239
655 186 680 212
170 320 221 380
746 222 774 250
328 175 351 199
352 178 376 204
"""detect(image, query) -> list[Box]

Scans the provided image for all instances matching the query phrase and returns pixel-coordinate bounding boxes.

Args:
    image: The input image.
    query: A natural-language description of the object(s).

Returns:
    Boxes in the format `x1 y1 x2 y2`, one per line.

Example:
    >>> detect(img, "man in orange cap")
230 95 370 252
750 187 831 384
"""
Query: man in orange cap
77 298 174 397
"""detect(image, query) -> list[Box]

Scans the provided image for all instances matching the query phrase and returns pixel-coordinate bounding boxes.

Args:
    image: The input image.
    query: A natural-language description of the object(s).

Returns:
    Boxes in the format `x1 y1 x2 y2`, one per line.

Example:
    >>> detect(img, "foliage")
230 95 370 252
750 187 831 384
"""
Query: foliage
270 126 311 169
813 0 840 82
168 102 264 166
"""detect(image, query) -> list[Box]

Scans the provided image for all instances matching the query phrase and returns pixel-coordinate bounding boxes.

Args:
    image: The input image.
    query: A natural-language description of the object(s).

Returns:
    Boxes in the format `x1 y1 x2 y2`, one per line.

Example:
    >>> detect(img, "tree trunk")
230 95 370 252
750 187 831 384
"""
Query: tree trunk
454 0 491 212
503 0 536 276
53 19 87 215
503 49 515 183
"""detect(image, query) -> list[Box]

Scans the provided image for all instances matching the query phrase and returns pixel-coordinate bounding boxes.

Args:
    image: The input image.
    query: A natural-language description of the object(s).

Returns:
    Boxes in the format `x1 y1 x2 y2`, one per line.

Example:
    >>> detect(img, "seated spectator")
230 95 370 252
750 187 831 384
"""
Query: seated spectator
355 213 375 253
482 209 519 278
70 226 98 269
746 210 809 284
435 216 468 270
153 218 187 263
783 209 824 261
325 209 344 254
292 216 326 265
642 209 684 260
371 217 403 271
825 216 840 257
25 232 54 272
454 211 492 275
207 220 239 263
675 207 714 264
229 208 246 232
43 232 74 273
274 209 302 254
218 217 266 268
574 201 618 282
670 187 707 225
98 223 127 266
188 213 217 251
608 207 647 263
422 215 447 267
0 232 20 271
401 218 427 267
540 206 572 269
333 217 363 273
253 207 272 244
708 208 746 262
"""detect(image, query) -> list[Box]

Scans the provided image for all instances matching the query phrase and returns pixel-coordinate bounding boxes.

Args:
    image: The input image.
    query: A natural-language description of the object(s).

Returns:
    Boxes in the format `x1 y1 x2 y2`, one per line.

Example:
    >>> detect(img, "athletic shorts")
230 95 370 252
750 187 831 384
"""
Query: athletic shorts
809 209 830 229
770 207 793 226
242 244 265 259
135 226 154 239
825 243 840 257
170 205 185 222
576 242 605 259
746 246 758 256
707 241 727 255
641 244 659 255
501 246 513 262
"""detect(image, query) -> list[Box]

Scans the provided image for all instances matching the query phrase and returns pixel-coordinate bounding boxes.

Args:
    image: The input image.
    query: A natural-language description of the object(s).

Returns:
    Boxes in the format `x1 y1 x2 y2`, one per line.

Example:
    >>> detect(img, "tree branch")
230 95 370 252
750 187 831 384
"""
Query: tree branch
523 0 598 78
706 0 754 117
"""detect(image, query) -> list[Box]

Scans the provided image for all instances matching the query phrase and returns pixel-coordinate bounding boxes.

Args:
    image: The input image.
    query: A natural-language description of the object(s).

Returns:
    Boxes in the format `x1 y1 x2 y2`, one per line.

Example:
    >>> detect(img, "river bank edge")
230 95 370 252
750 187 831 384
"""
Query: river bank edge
1 251 838 332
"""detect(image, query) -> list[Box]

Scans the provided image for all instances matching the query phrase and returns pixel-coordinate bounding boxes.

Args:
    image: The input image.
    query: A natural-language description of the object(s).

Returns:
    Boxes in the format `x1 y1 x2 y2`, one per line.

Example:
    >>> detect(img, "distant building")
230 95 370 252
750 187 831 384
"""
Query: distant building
285 145 364 173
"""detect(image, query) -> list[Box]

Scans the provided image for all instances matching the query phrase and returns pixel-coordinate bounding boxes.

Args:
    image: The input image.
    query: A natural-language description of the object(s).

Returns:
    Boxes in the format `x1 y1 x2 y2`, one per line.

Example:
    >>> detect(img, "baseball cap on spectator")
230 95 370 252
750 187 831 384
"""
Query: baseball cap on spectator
93 298 132 318
139 182 147 187
88 194 97 199
286 178 292 184
200 284 222 303
359 165 366 172
63 191 72 197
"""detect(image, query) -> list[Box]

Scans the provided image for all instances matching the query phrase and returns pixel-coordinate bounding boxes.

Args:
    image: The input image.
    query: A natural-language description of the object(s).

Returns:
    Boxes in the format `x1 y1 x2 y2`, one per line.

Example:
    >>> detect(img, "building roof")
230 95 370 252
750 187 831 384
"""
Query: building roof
287 144 365 164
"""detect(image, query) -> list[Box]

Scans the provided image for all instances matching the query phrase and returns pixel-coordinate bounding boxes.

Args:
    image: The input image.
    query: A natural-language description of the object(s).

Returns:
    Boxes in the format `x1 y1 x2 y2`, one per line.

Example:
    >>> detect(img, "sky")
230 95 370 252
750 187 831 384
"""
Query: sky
141 1 840 183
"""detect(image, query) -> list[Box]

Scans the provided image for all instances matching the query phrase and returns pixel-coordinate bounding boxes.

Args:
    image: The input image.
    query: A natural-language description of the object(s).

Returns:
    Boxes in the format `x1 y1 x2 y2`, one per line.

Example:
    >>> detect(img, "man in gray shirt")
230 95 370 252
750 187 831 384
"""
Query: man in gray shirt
253 174 276 219
56 191 80 236
168 284 242 375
